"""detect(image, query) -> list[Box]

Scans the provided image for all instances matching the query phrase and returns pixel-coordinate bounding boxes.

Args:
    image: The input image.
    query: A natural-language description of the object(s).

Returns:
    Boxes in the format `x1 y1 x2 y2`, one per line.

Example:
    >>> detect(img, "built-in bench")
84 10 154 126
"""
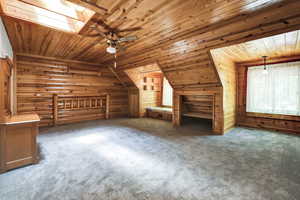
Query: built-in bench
146 107 173 121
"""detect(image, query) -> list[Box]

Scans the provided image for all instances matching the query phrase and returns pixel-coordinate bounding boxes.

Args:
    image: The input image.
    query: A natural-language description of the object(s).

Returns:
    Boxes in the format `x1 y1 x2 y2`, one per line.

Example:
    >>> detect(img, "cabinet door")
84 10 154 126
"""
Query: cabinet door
5 123 37 170
128 92 139 117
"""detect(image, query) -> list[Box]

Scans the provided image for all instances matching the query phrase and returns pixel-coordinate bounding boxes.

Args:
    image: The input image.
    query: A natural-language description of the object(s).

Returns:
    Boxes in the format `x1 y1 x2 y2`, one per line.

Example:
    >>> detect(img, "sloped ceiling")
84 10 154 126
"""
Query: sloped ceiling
211 30 300 64
2 17 104 61
1 0 94 32
2 0 299 63
2 0 300 89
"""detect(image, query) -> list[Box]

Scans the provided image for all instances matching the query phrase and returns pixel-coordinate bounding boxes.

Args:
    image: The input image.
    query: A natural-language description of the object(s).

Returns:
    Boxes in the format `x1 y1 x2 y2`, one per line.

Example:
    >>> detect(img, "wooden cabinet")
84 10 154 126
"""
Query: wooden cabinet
0 114 40 173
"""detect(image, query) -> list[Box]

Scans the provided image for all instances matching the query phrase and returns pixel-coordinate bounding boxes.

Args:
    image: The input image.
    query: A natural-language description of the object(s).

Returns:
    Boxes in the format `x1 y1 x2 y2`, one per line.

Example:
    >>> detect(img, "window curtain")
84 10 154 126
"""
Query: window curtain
162 77 173 106
246 61 300 116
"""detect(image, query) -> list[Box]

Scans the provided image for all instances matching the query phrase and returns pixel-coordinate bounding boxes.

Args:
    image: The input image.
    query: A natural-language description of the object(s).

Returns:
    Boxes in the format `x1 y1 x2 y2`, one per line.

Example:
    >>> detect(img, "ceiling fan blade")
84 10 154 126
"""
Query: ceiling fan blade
118 35 138 42
92 20 111 33
90 25 108 39
116 43 127 52
116 27 142 33
82 33 102 38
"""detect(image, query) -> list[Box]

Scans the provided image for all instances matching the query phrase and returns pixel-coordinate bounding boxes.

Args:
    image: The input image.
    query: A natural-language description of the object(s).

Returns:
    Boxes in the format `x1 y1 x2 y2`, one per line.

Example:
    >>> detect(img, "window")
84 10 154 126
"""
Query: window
162 77 173 106
246 61 300 116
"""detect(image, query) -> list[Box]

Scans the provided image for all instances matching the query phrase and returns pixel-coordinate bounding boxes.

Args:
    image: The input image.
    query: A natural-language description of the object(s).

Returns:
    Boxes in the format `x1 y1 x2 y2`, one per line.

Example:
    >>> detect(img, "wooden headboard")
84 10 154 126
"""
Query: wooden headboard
53 94 110 125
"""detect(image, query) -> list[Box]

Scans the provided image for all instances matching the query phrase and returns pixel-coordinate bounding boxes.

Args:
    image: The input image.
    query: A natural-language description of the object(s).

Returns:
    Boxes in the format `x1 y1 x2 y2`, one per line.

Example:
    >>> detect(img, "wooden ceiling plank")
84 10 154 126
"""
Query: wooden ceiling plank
211 30 300 64
114 1 300 63
16 53 103 66
4 0 84 32
78 13 99 34
66 0 108 15
16 0 87 22
107 0 146 29
0 0 4 14
3 0 300 70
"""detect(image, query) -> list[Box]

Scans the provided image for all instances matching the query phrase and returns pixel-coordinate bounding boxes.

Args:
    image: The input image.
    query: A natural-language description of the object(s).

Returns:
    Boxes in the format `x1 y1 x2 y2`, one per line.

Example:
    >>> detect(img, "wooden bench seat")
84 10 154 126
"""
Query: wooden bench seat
146 107 173 121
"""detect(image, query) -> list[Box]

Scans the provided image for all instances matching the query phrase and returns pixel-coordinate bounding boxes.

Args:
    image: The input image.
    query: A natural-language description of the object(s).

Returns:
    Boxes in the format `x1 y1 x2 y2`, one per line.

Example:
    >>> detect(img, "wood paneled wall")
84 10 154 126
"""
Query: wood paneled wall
125 65 163 117
109 0 300 134
236 63 300 134
211 50 237 132
16 54 129 126
141 72 163 108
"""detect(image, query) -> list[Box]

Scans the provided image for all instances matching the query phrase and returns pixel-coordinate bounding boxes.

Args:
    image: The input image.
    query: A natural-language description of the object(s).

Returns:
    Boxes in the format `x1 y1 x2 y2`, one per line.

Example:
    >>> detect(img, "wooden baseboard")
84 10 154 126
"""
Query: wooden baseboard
236 124 300 135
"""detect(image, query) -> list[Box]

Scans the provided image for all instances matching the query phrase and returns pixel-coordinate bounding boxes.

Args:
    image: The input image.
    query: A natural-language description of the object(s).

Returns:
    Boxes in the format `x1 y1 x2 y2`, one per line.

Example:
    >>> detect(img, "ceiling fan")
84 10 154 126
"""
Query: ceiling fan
86 22 141 68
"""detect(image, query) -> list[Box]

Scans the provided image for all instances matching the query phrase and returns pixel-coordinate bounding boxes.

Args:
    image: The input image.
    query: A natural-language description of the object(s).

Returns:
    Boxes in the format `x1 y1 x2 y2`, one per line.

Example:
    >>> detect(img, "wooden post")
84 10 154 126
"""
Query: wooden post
212 94 216 132
0 60 6 123
178 95 182 126
53 94 58 126
173 93 182 126
0 58 12 123
105 94 110 119
10 57 17 115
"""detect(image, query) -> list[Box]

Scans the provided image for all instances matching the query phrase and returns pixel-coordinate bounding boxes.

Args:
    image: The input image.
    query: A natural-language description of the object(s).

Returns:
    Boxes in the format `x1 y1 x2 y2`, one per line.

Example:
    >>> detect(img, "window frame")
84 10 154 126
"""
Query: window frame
161 77 173 108
239 58 300 122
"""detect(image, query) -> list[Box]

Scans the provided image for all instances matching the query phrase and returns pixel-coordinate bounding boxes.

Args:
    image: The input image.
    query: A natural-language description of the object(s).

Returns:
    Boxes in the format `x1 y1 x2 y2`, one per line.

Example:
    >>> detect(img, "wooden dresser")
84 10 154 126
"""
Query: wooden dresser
0 114 40 173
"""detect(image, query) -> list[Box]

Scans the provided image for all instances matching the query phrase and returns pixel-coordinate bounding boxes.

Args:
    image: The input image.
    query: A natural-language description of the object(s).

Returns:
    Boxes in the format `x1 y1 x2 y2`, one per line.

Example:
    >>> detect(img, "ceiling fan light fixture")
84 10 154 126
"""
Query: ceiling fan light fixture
106 46 116 54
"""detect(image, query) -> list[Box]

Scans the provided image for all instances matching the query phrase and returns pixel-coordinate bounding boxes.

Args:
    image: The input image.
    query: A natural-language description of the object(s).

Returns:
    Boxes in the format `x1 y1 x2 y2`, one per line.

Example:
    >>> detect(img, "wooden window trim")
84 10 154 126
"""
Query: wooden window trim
246 112 300 122
240 57 300 122
161 77 173 108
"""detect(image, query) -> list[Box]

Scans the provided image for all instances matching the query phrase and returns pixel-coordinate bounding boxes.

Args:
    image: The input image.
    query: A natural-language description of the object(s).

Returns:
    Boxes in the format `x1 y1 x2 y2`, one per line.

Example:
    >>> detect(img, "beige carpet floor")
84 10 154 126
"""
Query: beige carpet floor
0 118 299 200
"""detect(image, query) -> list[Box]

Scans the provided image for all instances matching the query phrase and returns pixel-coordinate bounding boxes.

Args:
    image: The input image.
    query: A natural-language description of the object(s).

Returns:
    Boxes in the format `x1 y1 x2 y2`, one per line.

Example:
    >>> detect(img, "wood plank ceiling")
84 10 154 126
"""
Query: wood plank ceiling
1 0 299 61
211 30 300 63
1 0 300 89
1 0 94 32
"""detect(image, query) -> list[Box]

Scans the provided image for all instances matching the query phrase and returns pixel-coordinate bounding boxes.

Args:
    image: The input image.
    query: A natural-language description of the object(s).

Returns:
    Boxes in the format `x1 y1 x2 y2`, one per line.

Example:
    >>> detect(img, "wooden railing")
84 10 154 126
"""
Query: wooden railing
53 94 110 125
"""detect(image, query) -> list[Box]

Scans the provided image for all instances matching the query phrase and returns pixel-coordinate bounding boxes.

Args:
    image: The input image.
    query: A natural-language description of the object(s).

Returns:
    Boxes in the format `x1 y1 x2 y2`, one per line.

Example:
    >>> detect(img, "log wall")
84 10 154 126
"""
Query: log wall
16 54 129 126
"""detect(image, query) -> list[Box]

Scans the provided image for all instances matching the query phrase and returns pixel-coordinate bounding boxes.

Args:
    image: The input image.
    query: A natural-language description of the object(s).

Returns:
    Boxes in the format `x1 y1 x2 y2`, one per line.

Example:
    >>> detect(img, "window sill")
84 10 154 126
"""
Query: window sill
246 112 300 122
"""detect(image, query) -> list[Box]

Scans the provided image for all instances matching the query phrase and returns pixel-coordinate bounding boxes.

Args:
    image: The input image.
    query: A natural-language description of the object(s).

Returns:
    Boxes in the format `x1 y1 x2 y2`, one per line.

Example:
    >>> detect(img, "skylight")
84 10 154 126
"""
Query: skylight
1 0 95 33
